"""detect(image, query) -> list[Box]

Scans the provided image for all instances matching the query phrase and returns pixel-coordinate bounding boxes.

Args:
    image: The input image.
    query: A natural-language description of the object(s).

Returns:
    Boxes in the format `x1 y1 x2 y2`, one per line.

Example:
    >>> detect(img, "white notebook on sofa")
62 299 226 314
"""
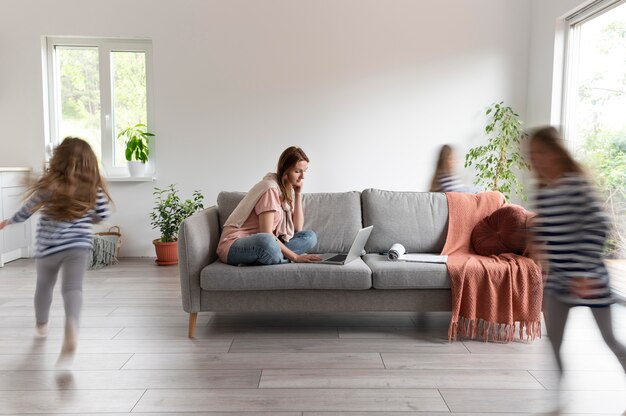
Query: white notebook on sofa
387 243 447 263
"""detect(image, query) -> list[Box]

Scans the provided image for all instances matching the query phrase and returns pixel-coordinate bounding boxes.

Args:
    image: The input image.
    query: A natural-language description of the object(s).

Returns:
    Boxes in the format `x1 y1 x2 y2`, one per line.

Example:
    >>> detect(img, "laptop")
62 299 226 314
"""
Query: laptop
313 226 373 265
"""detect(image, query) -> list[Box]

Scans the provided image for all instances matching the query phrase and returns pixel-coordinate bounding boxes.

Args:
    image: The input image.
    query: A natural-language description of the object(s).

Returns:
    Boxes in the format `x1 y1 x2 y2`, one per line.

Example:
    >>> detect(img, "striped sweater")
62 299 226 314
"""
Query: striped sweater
9 189 110 258
532 173 613 306
434 174 472 193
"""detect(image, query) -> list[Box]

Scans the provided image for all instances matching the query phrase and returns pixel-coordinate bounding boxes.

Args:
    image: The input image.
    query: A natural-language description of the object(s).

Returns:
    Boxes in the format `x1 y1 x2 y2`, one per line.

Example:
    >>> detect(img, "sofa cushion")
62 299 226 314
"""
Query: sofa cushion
217 191 246 230
201 259 372 291
362 189 448 254
302 191 363 253
471 204 529 256
363 254 450 289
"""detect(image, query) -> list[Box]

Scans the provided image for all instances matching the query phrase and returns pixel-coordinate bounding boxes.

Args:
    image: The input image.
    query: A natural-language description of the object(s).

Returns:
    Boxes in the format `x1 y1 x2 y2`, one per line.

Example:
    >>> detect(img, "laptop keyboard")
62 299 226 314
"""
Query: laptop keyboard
325 254 347 263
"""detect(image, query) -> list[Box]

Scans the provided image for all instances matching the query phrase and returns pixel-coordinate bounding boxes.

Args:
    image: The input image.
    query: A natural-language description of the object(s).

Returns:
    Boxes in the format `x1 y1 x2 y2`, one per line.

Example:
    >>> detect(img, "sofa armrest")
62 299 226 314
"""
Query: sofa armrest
178 205 220 313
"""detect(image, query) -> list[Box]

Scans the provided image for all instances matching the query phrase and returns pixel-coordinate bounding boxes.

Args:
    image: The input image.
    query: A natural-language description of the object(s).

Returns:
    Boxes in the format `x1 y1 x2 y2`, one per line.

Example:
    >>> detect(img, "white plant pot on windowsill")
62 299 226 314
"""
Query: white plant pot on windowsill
127 161 147 177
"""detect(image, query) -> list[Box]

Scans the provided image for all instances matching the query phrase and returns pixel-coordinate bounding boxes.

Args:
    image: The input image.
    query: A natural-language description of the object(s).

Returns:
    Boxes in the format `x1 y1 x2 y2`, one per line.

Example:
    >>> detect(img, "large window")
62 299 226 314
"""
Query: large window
561 0 626 295
44 37 154 177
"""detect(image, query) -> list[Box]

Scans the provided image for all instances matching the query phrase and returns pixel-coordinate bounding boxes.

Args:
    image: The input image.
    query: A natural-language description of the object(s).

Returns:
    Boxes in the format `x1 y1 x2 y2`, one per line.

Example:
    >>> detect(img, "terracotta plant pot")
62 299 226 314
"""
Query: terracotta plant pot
153 239 178 266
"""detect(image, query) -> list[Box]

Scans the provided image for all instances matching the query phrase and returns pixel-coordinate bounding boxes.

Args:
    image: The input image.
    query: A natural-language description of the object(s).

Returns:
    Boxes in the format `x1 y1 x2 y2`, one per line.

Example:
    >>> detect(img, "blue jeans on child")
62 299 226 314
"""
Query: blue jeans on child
226 230 317 266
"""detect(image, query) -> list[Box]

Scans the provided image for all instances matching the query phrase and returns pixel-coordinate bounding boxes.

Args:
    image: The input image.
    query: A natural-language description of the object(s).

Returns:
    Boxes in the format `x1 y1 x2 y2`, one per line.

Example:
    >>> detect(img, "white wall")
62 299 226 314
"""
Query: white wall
526 0 590 126
1 0 532 256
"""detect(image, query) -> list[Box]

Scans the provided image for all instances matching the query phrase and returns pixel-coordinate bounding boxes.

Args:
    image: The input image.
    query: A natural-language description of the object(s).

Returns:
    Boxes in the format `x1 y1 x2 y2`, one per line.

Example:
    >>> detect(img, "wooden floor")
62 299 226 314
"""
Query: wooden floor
0 258 625 415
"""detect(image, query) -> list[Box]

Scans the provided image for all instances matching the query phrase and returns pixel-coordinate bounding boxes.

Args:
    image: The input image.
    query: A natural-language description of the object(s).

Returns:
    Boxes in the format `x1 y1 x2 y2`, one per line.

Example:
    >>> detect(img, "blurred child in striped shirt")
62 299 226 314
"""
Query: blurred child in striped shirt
429 144 473 193
528 126 626 387
0 137 112 361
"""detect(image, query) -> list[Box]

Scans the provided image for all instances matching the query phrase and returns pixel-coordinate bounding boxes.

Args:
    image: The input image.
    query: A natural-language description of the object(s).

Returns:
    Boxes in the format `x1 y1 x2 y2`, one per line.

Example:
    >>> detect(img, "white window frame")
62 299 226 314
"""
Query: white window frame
557 0 625 150
43 37 155 178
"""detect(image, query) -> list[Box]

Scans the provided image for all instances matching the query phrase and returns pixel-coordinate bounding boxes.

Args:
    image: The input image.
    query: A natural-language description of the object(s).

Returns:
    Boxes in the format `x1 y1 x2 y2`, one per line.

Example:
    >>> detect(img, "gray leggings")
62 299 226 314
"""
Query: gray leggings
35 249 90 325
544 292 626 374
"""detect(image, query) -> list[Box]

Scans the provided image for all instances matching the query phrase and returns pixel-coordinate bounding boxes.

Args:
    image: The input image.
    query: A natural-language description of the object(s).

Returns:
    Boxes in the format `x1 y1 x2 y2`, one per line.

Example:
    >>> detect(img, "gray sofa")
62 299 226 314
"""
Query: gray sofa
179 189 451 337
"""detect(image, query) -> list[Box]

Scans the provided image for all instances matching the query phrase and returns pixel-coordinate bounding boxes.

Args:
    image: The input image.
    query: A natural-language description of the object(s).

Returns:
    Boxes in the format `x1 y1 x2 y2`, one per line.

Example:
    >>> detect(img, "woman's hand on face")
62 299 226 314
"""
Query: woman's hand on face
293 253 322 263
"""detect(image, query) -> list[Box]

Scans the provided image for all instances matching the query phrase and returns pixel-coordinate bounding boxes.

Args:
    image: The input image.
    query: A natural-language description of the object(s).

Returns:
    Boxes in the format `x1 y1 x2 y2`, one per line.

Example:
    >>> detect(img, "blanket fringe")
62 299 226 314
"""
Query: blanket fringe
448 316 541 343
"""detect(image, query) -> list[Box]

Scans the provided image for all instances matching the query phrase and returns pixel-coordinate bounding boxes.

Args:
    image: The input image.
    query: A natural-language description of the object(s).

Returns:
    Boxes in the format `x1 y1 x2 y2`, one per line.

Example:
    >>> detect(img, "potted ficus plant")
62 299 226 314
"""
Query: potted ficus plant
150 184 204 265
465 101 530 201
117 123 154 177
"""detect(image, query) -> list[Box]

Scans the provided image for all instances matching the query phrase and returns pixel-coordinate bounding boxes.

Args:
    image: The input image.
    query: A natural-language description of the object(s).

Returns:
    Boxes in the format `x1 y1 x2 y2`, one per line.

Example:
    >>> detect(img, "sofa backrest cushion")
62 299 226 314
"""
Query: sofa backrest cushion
217 191 362 254
302 191 363 253
217 191 246 230
362 189 448 253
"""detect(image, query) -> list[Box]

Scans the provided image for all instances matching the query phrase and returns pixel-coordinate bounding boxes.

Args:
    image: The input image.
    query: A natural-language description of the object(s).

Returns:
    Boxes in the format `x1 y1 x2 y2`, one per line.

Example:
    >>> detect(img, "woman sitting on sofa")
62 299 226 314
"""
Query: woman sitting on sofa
217 146 321 266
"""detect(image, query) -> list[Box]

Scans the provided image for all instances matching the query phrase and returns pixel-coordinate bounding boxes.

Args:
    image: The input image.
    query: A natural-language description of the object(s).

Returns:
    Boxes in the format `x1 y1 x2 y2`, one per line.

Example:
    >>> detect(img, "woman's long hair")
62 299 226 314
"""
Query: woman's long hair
529 126 584 185
25 137 112 221
429 144 453 192
276 146 309 204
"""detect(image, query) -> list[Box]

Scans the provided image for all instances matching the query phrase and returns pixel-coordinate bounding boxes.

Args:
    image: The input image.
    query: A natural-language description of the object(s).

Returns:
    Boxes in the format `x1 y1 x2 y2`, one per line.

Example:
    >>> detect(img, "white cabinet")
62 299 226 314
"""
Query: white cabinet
0 168 32 267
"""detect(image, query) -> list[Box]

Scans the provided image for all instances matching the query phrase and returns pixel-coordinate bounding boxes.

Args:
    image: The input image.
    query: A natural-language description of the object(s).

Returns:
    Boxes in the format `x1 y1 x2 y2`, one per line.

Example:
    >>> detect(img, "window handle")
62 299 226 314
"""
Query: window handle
104 114 111 129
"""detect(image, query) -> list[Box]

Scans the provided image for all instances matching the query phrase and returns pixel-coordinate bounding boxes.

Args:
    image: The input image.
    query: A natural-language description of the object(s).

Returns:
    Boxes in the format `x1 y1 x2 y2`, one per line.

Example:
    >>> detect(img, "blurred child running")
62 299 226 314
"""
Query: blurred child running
528 126 626 393
429 144 473 193
0 137 112 361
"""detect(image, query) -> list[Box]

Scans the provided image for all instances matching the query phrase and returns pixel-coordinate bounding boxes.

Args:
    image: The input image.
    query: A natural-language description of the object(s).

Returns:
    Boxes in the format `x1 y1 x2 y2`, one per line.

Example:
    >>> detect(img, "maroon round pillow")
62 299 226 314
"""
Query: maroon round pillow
471 204 529 256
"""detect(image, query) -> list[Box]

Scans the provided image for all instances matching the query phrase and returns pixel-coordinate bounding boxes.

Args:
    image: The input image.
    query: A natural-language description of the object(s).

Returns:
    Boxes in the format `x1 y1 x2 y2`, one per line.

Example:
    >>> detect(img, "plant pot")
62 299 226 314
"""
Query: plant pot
153 239 178 266
128 161 147 177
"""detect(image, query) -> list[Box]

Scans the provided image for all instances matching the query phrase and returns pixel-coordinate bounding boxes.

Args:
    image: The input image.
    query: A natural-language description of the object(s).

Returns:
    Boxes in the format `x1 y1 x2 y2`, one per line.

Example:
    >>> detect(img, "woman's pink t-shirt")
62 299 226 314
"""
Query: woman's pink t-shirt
216 188 283 263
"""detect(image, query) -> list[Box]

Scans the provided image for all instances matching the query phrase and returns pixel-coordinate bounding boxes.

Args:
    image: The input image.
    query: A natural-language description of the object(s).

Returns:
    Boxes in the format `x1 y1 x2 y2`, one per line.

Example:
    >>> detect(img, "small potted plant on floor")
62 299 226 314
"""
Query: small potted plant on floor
117 123 154 177
150 184 204 265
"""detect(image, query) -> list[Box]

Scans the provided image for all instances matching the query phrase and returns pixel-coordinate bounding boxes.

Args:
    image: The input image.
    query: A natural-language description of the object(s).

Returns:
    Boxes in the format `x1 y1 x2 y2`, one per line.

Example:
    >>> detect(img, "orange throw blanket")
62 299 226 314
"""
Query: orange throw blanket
441 192 543 342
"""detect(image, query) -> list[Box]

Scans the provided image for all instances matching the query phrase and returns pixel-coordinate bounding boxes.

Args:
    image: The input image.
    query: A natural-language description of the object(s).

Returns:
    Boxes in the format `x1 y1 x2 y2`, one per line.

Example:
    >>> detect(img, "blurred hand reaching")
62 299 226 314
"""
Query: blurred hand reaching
571 277 597 299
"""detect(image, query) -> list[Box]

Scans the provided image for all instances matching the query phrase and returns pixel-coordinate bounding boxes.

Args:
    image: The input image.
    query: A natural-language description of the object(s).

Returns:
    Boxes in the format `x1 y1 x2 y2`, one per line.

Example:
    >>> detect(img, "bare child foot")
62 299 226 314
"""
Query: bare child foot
35 322 48 337
56 319 78 368
59 319 78 359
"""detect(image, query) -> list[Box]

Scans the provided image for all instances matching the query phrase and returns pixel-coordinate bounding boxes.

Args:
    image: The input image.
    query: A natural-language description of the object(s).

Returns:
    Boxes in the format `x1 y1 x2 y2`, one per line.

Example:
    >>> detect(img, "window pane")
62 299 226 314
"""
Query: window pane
569 2 626 260
56 47 101 160
112 51 147 167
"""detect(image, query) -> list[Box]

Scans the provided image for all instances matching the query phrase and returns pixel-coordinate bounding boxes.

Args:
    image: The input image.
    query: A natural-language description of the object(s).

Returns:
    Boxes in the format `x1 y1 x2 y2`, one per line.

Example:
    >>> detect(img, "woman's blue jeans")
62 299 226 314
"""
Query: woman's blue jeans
226 230 317 266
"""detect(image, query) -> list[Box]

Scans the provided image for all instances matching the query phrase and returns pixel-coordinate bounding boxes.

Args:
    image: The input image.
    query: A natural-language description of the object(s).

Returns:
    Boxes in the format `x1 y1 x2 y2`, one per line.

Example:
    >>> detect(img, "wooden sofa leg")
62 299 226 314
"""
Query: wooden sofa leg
188 312 198 338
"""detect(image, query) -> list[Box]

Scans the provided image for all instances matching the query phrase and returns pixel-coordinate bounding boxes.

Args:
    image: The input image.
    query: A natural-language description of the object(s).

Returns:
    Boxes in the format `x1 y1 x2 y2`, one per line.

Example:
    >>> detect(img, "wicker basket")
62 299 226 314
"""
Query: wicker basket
95 226 123 257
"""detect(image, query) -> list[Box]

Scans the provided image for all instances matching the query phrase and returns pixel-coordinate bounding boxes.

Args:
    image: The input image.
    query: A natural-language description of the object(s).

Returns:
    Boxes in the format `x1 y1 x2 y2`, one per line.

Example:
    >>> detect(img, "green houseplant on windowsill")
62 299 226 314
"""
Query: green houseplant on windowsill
117 123 154 177
150 184 204 265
